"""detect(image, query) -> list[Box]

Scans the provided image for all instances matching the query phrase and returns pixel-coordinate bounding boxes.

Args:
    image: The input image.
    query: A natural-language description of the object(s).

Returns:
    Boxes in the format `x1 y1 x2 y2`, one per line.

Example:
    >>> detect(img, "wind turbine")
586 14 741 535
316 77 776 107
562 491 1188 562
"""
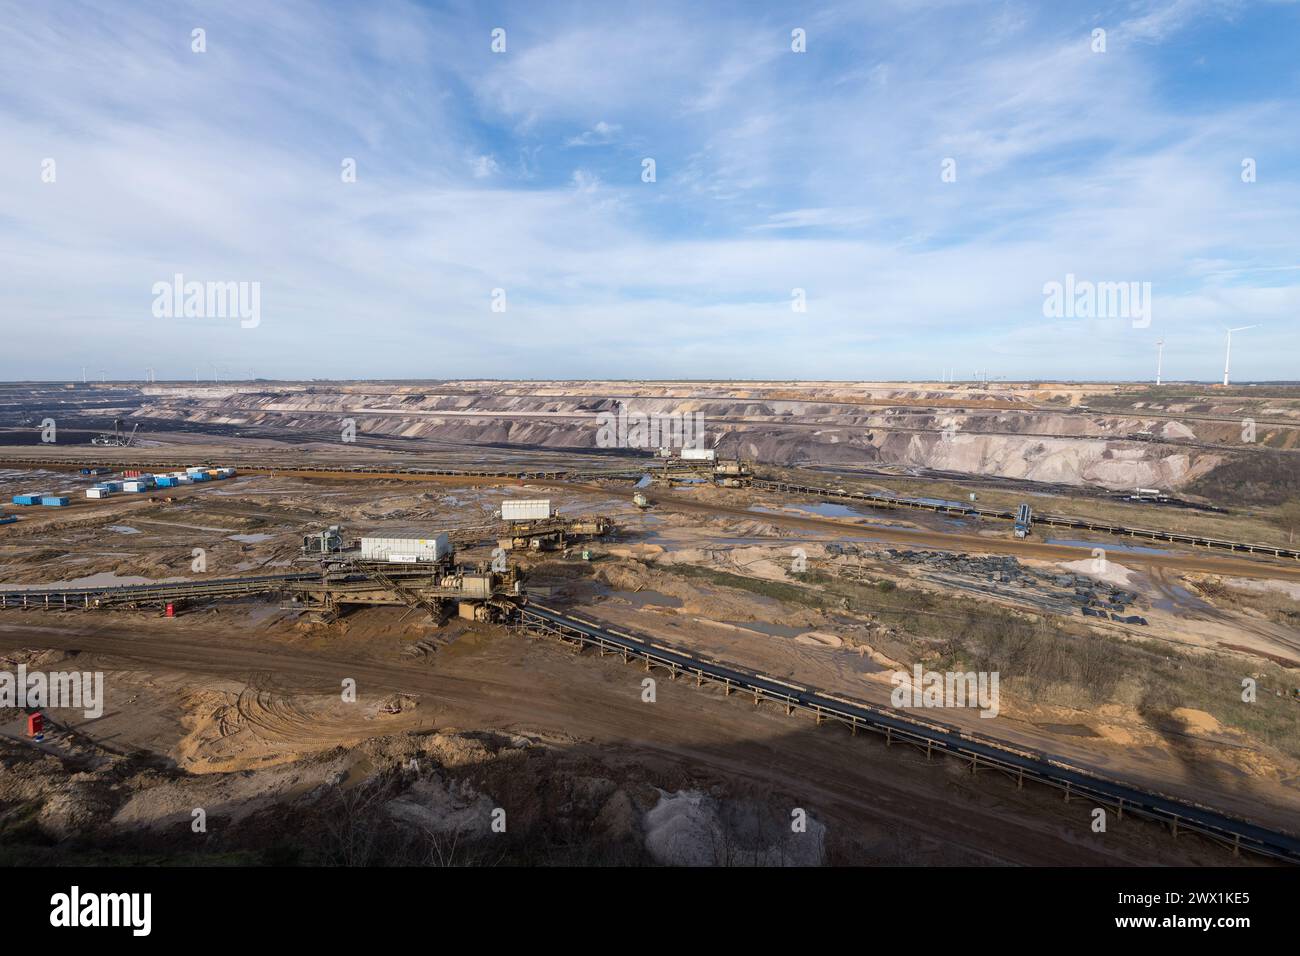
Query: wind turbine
1223 326 1258 387
1154 339 1164 386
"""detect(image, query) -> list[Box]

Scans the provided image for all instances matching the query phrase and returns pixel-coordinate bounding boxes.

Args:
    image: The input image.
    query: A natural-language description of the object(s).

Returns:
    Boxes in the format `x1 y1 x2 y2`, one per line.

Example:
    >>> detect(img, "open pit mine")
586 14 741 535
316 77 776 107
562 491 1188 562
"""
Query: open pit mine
0 379 1298 868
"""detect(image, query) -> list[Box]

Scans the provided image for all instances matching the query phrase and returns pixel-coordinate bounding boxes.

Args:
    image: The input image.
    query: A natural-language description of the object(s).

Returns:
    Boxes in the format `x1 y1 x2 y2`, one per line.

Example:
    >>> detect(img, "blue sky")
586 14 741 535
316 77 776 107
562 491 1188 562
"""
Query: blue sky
1 0 1297 381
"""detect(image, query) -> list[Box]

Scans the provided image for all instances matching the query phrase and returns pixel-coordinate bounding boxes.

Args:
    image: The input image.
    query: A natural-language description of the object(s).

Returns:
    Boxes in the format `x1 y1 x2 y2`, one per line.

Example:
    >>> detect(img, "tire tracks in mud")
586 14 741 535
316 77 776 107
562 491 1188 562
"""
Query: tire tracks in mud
0 617 1280 866
558 480 1300 582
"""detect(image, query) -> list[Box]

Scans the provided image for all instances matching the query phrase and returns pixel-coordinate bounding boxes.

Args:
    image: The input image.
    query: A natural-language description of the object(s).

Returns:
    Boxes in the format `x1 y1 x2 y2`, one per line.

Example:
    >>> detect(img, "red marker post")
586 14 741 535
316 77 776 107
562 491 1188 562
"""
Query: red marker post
27 711 44 742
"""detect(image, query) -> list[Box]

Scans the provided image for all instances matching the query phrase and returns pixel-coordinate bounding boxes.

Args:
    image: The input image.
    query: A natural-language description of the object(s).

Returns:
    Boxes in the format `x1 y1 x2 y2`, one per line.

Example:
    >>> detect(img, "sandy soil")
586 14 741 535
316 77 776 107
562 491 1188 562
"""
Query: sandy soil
0 613 1268 866
1 441 1296 866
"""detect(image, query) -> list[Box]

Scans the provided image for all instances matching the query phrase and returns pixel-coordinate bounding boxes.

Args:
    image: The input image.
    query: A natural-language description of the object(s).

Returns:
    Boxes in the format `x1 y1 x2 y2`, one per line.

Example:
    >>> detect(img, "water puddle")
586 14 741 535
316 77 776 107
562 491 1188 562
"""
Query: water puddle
1151 585 1214 613
752 502 868 519
1046 537 1171 556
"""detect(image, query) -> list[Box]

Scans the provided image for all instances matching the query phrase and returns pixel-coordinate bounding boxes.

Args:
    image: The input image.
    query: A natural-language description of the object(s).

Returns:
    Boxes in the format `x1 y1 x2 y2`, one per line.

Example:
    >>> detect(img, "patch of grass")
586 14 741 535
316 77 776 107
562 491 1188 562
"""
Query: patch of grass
663 559 1300 757
1195 580 1300 629
1188 454 1300 507
661 563 828 607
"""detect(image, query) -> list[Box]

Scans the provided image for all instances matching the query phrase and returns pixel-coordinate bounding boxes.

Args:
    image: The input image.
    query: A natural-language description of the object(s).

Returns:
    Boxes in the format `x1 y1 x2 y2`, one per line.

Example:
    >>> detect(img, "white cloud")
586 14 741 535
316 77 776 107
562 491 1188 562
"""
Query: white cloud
565 121 621 146
0 0 1294 380
470 154 500 178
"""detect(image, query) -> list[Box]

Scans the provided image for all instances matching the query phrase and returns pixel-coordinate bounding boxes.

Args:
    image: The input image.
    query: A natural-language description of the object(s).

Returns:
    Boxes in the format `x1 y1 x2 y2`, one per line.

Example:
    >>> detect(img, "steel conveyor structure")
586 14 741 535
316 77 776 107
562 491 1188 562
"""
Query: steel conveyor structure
2 454 1298 559
513 602 1300 865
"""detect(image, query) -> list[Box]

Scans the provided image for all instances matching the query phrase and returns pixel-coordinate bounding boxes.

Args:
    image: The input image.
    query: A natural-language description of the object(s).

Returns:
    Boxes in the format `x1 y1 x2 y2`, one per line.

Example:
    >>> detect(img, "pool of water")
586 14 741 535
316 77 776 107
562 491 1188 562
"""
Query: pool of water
1151 585 1214 613
1046 537 1171 556
752 502 869 519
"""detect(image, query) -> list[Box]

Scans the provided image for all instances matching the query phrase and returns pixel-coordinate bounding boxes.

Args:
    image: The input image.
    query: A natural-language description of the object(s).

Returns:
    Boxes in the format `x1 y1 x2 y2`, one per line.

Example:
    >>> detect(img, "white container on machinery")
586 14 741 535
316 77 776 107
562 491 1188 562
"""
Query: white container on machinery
680 447 716 461
500 499 552 522
359 534 452 563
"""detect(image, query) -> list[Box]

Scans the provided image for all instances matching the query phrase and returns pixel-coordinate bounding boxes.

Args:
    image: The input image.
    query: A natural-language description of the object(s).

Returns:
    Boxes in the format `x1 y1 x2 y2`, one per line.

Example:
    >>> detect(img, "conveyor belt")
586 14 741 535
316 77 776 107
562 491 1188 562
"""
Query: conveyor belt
2 454 1296 559
516 602 1300 864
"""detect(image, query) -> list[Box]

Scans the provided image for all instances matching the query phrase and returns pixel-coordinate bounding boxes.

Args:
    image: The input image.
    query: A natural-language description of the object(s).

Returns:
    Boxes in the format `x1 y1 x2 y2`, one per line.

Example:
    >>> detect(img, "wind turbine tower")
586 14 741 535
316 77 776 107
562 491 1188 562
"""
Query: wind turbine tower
1155 339 1164 386
1223 326 1258 387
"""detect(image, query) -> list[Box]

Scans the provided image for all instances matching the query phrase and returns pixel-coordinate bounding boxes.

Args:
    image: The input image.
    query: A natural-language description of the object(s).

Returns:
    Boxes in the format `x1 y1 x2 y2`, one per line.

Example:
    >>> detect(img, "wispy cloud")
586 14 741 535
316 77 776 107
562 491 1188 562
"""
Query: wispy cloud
565 121 621 147
0 0 1296 381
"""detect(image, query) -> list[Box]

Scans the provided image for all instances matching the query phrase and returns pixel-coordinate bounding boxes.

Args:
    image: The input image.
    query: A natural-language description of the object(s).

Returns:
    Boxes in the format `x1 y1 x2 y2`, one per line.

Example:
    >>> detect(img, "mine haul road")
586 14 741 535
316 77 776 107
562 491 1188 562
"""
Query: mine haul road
0 616 1284 866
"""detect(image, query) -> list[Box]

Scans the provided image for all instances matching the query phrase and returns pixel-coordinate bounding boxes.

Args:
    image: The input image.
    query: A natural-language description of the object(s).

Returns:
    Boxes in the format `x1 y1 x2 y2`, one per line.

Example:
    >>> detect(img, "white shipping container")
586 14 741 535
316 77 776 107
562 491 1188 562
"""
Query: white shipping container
680 447 716 461
85 488 110 498
501 499 552 522
123 480 147 492
359 534 452 562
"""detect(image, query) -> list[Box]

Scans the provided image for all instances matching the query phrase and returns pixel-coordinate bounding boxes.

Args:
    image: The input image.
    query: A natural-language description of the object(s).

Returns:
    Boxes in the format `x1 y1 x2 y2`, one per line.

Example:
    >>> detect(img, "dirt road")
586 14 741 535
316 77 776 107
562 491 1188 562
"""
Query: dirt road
0 614 1269 866
575 483 1300 582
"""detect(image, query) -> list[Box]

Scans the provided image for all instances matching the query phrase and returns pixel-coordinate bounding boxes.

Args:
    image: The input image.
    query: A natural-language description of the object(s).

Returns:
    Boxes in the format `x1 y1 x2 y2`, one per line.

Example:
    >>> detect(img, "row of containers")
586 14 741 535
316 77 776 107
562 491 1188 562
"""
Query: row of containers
86 466 238 498
11 466 237 506
10 494 70 507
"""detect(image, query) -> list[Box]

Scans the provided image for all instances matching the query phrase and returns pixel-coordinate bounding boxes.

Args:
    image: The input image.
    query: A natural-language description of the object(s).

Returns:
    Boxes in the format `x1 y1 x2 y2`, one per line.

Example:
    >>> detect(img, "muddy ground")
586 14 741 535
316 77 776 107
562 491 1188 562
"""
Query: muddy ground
0 619 1267 866
0 458 1297 865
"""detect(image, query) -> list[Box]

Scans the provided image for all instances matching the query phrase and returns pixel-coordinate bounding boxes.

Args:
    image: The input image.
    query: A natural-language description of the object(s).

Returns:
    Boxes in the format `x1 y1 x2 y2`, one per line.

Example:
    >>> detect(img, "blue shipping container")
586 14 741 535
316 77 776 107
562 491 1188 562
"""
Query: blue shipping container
40 496 69 507
0 515 17 525
12 494 41 505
